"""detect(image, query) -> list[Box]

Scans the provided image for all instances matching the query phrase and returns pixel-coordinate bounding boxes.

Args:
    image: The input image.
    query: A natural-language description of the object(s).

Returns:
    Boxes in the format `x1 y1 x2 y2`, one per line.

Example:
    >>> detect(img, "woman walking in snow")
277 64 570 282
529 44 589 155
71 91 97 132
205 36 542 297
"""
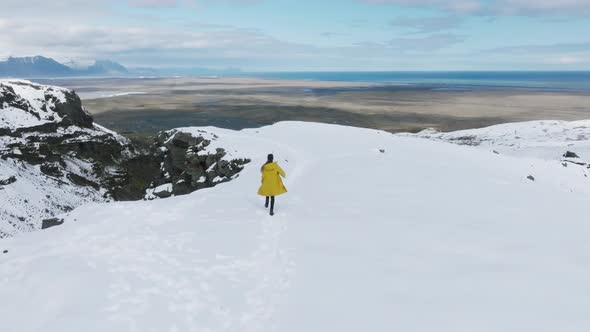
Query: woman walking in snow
258 154 287 216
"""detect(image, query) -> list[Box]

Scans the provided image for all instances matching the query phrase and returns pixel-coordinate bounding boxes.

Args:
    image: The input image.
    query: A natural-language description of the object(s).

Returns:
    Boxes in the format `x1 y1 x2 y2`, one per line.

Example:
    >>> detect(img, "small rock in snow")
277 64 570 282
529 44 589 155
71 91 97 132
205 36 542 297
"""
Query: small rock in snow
153 183 173 198
563 151 580 158
0 176 17 186
41 218 65 230
527 175 535 181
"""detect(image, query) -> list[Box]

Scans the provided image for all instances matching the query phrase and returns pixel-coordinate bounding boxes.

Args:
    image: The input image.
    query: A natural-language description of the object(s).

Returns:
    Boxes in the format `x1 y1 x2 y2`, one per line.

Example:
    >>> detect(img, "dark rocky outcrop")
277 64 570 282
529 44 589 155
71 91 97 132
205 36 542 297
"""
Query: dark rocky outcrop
67 174 100 191
0 176 17 186
1 80 250 236
53 90 94 128
40 163 63 177
107 154 162 201
563 151 580 159
448 135 481 146
110 129 250 200
561 151 588 168
41 218 65 229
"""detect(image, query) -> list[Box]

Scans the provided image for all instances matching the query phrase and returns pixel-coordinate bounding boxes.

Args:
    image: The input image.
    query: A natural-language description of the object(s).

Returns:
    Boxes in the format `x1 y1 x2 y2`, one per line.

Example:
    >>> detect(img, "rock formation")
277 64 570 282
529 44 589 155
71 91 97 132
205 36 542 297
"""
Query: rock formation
0 80 249 237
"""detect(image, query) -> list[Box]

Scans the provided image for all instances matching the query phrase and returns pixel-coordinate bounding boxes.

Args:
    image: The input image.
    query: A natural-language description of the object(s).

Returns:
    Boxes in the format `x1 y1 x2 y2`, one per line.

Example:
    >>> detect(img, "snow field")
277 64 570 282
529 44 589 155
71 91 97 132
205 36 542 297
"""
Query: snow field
1 121 590 332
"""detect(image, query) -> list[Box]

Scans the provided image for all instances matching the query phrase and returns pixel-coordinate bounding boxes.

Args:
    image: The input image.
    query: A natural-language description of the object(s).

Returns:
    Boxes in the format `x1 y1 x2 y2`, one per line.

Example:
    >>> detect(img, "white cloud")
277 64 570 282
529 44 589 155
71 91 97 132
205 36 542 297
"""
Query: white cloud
391 16 462 33
558 56 581 64
360 0 483 14
492 0 590 15
1 19 274 56
486 42 590 54
128 0 182 7
127 0 262 8
359 0 590 16
1 0 589 70
388 34 465 51
535 55 588 67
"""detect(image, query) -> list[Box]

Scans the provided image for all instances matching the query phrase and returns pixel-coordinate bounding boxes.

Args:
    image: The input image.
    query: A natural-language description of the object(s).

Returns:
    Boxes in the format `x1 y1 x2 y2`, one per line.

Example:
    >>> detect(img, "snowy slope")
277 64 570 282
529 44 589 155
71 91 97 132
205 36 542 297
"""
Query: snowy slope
409 119 590 161
0 152 108 236
0 80 131 237
1 121 590 332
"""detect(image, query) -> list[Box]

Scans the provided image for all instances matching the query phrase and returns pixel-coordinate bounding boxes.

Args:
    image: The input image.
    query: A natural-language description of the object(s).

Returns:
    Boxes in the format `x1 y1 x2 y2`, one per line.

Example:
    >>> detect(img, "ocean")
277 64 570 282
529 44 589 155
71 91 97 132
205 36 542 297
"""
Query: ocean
248 71 590 92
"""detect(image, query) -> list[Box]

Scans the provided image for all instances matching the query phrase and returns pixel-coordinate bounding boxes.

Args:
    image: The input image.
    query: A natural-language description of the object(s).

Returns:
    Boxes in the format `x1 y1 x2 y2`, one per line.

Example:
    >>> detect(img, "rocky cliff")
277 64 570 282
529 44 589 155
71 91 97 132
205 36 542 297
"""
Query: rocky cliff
0 80 249 237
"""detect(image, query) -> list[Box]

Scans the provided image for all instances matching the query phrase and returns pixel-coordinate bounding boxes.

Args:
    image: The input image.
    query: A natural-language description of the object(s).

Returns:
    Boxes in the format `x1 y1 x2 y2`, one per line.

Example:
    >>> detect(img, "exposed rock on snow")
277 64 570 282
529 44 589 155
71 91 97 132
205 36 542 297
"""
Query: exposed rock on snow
108 129 250 201
41 218 64 229
0 80 92 131
564 151 580 158
1 80 249 237
0 175 17 185
148 129 250 197
152 183 173 199
0 80 131 237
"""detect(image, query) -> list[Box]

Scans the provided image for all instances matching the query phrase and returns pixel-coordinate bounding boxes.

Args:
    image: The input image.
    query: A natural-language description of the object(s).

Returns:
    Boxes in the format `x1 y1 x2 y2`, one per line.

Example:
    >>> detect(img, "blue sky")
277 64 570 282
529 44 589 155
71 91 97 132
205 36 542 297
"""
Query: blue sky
1 0 589 71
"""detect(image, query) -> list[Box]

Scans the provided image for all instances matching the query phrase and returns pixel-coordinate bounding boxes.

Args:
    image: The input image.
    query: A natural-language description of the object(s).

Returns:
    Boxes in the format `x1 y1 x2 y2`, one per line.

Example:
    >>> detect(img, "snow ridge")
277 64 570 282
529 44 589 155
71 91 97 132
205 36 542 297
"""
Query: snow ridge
408 119 590 161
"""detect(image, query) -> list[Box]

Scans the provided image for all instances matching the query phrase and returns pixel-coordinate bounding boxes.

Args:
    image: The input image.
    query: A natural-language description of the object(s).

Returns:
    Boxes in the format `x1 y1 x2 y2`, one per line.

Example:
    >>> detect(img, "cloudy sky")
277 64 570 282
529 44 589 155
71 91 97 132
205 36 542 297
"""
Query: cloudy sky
1 0 589 71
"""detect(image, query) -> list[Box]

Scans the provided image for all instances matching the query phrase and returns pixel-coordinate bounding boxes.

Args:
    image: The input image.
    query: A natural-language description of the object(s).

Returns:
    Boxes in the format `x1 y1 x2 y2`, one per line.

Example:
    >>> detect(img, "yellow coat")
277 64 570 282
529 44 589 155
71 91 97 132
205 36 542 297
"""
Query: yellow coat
257 162 287 196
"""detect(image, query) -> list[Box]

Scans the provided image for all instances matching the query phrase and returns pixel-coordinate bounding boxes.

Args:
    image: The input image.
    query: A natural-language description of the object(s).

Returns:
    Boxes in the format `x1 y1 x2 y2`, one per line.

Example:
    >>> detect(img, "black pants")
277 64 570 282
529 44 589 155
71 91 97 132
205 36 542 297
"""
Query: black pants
265 196 275 212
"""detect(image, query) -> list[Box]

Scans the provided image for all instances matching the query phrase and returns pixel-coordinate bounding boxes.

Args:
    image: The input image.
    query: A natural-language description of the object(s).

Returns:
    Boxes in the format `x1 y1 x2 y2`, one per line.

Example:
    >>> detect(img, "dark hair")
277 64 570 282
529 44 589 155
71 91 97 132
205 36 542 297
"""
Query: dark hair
261 153 274 171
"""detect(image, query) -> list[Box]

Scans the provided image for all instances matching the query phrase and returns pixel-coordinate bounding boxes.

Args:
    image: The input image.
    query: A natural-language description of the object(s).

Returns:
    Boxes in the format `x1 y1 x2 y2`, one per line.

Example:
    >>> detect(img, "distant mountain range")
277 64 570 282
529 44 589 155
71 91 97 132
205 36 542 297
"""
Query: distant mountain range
0 56 128 77
0 56 241 78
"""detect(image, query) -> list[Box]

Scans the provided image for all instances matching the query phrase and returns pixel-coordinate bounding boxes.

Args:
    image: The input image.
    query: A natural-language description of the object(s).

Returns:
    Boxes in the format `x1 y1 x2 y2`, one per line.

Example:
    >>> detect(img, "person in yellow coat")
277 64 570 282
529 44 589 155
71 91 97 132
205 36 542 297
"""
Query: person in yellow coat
257 154 287 216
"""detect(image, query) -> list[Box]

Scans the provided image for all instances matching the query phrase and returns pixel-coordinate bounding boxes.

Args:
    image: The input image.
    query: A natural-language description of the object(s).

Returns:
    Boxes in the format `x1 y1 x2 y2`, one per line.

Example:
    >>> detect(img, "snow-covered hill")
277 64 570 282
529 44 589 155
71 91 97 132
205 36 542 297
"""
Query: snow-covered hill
409 119 590 161
1 120 589 332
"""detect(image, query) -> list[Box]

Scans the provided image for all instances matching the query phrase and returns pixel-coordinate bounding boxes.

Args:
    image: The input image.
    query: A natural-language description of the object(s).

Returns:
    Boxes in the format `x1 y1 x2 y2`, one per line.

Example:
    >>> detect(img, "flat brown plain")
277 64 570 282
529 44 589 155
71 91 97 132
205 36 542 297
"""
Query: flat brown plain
36 77 590 134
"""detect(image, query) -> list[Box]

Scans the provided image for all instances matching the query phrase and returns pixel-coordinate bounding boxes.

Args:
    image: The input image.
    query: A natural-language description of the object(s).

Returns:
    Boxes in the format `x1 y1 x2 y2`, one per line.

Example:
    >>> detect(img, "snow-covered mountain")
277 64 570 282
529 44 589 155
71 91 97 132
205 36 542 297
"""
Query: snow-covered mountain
0 55 244 77
0 56 129 77
0 80 249 237
0 56 74 77
85 60 129 76
1 115 589 330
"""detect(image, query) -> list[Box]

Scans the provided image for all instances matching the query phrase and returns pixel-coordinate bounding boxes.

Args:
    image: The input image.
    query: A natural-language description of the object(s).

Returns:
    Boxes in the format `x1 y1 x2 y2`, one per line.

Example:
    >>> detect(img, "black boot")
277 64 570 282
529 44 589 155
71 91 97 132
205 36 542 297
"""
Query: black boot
265 196 269 208
269 196 275 216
